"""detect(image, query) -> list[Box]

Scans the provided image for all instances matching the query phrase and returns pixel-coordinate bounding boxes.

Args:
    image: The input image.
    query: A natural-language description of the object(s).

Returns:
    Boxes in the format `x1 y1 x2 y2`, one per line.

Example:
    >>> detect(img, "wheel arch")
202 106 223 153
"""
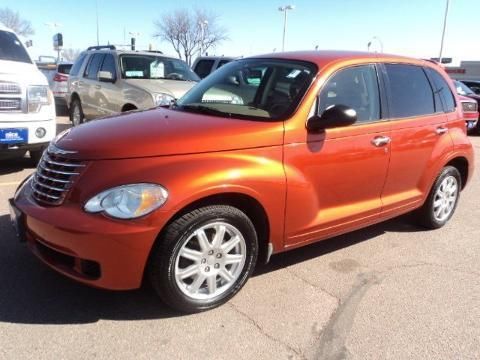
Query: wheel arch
121 103 138 112
445 156 469 190
148 192 271 271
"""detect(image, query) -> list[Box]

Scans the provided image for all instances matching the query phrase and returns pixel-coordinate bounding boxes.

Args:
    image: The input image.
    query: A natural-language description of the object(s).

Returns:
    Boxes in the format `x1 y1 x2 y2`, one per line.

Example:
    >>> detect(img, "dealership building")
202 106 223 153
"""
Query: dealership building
445 61 480 80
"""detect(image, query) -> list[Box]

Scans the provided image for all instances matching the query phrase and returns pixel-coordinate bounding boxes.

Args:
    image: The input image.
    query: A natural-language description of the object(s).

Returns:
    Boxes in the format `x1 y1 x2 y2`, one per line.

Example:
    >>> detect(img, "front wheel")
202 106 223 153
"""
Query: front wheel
148 205 258 313
416 166 461 229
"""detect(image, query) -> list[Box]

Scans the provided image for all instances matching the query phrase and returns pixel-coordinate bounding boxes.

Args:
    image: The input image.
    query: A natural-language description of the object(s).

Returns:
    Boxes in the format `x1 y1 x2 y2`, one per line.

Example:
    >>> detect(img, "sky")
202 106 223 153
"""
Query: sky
2 0 479 65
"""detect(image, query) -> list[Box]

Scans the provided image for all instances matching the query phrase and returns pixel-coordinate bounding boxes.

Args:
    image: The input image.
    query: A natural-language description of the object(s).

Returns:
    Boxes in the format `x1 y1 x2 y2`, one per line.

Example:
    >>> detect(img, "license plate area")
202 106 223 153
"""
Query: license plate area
0 128 28 145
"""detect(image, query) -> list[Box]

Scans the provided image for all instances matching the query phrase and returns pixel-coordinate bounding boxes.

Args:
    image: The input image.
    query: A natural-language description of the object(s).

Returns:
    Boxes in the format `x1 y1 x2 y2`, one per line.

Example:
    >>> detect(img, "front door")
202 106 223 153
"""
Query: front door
284 64 391 247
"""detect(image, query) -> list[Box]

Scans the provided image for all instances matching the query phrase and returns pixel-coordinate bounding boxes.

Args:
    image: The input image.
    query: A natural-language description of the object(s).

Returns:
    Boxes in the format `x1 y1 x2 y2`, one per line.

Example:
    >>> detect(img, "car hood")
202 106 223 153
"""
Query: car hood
0 60 48 85
124 79 197 99
55 108 284 160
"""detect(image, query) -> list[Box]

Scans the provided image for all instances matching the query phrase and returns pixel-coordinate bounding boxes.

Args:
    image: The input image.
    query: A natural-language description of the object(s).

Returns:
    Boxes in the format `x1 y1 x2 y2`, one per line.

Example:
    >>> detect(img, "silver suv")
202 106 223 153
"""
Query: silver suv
67 46 199 125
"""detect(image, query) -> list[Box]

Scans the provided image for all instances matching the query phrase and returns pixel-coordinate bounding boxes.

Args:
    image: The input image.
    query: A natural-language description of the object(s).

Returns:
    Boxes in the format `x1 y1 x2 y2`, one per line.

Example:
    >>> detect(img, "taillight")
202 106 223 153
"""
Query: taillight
53 73 68 82
461 101 478 113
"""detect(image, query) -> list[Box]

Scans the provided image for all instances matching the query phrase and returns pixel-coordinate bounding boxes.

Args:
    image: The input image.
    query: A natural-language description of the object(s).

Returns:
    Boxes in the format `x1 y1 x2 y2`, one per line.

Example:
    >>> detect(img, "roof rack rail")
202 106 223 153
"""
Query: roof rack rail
87 45 116 51
144 50 163 54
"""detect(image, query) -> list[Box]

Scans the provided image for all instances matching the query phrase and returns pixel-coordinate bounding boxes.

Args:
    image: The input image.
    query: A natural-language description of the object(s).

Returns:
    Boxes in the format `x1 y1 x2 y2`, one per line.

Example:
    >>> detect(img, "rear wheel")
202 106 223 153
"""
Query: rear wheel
148 205 258 313
416 166 461 229
70 98 84 126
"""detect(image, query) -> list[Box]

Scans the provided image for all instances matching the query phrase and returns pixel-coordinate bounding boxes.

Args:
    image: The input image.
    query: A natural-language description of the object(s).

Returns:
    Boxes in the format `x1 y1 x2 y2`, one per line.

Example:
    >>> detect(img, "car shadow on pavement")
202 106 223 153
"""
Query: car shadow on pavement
0 156 36 175
0 213 425 325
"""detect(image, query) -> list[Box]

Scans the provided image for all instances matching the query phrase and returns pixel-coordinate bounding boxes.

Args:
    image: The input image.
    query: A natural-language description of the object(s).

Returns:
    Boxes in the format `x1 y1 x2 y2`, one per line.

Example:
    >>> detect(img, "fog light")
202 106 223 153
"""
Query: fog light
35 127 46 138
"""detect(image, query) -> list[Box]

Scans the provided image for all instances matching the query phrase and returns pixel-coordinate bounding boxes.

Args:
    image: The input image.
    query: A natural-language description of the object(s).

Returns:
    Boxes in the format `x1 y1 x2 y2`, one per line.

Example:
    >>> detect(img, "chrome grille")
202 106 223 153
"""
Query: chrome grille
0 81 21 94
31 146 85 206
0 98 21 111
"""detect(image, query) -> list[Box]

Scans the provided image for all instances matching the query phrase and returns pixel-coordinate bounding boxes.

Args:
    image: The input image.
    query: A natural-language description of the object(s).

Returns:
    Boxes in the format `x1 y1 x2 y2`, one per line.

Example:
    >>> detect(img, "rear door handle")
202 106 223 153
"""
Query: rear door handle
78 81 85 86
371 136 391 147
94 85 101 89
436 126 448 135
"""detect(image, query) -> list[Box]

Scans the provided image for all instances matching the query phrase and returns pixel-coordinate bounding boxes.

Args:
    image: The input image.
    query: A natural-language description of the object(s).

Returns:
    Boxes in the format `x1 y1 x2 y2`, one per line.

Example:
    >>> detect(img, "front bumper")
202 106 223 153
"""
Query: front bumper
12 179 165 290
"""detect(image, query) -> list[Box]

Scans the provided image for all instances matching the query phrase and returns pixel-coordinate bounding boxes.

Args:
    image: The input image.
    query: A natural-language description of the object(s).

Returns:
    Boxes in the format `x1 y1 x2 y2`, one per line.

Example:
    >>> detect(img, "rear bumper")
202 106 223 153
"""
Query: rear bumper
13 179 165 290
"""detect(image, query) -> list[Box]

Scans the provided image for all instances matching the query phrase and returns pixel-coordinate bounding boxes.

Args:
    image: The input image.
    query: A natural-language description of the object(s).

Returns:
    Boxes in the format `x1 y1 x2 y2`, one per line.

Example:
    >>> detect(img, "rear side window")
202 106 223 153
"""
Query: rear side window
70 53 87 76
0 30 31 63
218 59 231 68
100 54 116 77
384 64 435 118
425 67 455 112
84 54 105 80
194 59 215 78
319 64 381 123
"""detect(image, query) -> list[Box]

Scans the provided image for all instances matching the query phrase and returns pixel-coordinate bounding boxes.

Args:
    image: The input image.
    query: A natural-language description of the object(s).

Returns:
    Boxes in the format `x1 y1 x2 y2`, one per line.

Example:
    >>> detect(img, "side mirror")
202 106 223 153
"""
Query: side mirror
98 71 115 83
306 104 357 131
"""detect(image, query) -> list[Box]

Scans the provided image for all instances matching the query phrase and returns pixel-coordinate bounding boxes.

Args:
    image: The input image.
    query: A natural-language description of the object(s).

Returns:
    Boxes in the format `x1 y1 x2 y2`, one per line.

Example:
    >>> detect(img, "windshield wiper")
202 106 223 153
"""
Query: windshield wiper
178 104 232 117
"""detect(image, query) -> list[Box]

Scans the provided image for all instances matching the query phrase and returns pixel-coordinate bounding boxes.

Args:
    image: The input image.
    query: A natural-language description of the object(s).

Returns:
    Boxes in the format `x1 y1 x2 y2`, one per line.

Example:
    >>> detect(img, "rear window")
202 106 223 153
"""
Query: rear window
0 30 31 64
57 64 72 75
385 64 435 118
194 59 215 79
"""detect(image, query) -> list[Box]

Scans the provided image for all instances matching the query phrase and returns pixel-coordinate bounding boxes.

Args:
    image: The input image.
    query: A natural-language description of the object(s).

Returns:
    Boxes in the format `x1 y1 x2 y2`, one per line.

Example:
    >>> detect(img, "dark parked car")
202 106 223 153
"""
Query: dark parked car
460 80 480 95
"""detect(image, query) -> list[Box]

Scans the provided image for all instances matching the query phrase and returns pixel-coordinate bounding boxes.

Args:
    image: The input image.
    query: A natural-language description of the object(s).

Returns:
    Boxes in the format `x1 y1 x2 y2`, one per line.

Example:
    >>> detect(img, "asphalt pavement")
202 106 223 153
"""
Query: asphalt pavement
0 117 479 359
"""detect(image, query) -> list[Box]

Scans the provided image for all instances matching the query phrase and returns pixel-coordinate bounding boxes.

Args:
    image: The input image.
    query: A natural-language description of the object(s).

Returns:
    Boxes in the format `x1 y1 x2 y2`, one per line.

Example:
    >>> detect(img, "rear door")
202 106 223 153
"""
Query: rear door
379 63 454 217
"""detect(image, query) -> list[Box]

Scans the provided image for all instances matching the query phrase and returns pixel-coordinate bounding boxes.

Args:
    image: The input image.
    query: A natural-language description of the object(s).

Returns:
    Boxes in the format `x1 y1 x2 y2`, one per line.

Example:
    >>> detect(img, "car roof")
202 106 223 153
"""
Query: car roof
0 24 14 33
251 50 424 69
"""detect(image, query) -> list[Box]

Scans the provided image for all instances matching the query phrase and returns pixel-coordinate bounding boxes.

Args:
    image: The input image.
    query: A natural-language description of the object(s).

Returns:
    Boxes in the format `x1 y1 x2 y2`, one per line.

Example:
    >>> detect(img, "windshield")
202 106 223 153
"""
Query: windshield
120 54 199 81
455 81 474 95
0 30 31 64
175 58 317 120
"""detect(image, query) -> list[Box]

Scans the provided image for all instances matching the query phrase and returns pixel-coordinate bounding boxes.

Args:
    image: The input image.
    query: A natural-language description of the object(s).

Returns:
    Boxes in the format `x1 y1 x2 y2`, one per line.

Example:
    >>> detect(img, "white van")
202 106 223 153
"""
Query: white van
0 25 56 163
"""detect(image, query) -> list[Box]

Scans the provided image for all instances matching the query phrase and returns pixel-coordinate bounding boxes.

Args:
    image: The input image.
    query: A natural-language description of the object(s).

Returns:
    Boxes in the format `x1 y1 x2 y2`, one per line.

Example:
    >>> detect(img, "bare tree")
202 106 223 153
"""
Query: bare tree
0 8 34 37
61 48 81 62
153 8 227 65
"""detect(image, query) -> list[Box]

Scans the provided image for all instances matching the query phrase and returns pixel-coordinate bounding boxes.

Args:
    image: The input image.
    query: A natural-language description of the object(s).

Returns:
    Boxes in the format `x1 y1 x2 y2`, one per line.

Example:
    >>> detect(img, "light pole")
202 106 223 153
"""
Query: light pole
438 0 450 64
95 0 100 45
199 20 208 56
367 36 384 53
44 22 62 61
278 5 295 52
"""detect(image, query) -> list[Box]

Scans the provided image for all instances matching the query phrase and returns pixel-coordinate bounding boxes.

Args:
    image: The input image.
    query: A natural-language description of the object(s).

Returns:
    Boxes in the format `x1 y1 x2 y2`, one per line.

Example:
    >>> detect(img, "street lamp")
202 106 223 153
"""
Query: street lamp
438 0 450 64
199 20 209 56
367 36 384 53
278 5 295 52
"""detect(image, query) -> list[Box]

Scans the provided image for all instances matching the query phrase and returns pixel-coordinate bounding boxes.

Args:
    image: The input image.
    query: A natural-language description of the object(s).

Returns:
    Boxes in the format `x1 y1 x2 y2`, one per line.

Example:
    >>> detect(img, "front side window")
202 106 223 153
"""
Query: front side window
84 54 105 80
175 59 317 121
0 30 31 64
318 65 381 123
100 54 116 78
120 55 199 82
385 64 435 118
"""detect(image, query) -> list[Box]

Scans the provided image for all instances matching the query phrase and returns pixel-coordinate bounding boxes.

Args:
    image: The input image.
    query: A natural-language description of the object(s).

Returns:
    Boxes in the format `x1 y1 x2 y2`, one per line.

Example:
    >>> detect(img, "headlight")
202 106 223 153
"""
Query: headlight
153 93 175 106
28 85 52 113
84 183 168 219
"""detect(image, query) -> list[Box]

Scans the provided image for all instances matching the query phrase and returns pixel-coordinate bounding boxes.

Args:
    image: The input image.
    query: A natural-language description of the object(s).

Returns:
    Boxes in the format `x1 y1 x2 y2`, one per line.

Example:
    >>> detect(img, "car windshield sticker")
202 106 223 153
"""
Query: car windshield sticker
125 70 144 77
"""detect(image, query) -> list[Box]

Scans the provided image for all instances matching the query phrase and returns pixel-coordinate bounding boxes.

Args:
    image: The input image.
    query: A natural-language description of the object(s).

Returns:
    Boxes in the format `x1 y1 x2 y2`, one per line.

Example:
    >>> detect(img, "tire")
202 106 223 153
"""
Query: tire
70 98 84 126
148 205 258 313
416 166 461 229
29 147 45 165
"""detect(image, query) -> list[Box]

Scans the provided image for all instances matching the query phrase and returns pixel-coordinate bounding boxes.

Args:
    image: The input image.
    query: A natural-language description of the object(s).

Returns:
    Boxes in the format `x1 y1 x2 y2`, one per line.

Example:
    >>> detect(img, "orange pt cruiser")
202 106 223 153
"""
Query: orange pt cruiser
10 51 474 313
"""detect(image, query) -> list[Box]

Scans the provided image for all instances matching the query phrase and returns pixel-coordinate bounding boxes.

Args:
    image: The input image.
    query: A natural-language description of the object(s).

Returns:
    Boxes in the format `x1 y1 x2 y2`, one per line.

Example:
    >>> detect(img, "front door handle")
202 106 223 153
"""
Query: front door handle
436 126 448 135
94 85 101 89
371 136 391 147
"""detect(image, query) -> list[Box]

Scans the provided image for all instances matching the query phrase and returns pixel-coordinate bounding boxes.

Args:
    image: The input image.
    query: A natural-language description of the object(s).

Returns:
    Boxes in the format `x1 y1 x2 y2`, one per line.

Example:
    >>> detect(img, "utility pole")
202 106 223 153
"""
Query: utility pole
278 5 295 52
438 0 450 64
